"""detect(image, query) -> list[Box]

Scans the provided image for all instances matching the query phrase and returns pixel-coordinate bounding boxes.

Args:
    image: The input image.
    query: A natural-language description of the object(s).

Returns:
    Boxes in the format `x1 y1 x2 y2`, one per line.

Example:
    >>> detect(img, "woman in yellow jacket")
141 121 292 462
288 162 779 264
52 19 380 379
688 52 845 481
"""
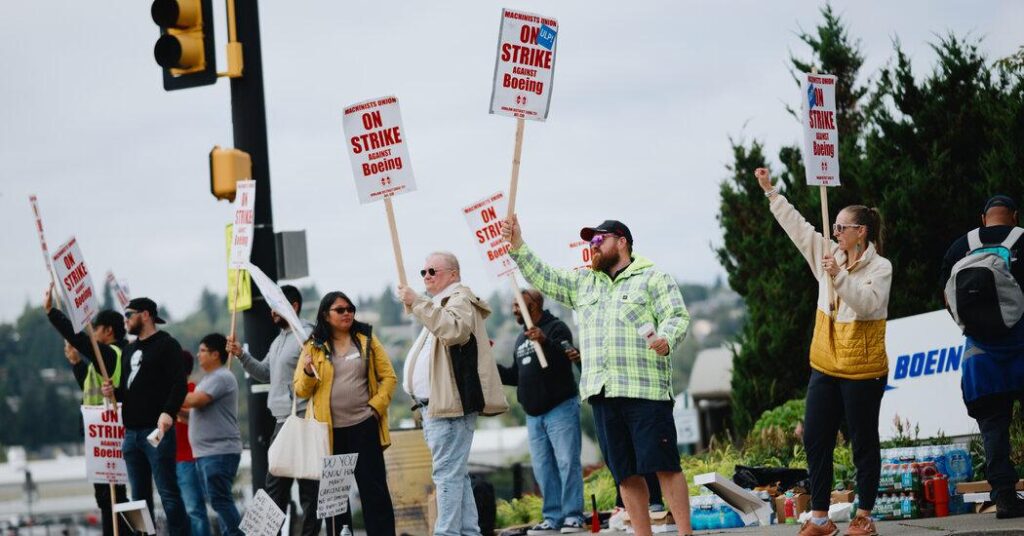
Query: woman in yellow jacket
294 291 397 536
756 169 891 536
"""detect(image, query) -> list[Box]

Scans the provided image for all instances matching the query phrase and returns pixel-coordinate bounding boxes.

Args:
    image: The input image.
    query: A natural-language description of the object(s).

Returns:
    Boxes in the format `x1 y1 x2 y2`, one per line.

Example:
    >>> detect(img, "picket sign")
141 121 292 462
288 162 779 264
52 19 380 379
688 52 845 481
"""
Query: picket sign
316 453 359 519
105 272 131 314
245 262 318 380
802 67 840 311
342 96 417 307
567 239 592 271
240 489 286 536
29 195 63 309
229 181 257 341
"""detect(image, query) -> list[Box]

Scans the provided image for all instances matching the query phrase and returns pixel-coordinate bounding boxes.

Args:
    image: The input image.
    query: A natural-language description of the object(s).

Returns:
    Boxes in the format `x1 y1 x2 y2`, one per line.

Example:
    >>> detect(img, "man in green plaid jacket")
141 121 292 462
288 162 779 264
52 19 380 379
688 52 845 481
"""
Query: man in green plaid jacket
502 216 693 536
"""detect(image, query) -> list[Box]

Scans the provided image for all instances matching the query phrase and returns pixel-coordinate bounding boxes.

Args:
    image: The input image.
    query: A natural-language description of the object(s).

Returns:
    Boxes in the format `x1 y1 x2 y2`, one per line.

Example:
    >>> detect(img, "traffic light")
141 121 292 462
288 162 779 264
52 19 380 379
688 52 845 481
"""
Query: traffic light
151 0 217 90
209 146 252 201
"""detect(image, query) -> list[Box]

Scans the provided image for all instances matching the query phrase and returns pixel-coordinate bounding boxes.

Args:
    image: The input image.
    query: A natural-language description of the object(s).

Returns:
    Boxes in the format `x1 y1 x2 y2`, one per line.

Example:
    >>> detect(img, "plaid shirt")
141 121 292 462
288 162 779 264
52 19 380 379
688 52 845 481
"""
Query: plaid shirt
510 245 689 401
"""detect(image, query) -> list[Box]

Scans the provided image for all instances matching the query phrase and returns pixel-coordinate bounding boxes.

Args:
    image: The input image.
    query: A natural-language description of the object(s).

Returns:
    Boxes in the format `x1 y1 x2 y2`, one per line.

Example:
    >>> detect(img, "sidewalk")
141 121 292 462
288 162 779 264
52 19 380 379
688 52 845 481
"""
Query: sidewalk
597 512 1024 535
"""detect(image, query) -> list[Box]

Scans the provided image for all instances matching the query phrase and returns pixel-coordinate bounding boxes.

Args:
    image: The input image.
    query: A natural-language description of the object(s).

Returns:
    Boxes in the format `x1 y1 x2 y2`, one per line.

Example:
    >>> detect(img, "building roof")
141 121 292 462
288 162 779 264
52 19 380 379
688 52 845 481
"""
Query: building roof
687 346 734 399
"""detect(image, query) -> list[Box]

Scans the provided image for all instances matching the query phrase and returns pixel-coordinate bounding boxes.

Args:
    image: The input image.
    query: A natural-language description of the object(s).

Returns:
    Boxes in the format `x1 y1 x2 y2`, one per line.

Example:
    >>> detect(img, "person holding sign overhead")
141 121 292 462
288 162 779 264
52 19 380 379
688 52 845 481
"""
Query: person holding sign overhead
294 291 397 536
44 287 130 536
501 218 691 536
225 285 323 536
100 297 190 534
398 252 509 536
755 168 890 536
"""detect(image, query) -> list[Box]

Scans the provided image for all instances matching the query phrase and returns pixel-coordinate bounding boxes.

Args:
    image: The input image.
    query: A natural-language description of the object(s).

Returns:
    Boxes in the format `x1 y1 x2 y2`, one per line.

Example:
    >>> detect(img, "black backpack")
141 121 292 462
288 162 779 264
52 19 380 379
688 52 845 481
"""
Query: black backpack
944 227 1024 339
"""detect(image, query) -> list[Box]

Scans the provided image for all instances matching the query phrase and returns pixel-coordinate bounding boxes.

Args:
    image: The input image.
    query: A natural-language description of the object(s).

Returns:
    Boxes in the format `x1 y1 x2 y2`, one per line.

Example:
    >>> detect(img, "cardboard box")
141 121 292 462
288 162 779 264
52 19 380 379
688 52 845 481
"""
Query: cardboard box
831 490 855 504
693 472 773 527
622 510 675 526
955 479 1024 494
774 493 810 524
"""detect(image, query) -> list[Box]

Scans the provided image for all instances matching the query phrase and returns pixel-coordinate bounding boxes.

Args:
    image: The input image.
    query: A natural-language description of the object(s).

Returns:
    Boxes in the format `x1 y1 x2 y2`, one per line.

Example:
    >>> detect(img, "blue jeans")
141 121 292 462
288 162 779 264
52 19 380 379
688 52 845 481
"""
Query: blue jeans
423 413 479 536
176 461 211 536
196 454 242 536
122 427 189 534
527 397 584 526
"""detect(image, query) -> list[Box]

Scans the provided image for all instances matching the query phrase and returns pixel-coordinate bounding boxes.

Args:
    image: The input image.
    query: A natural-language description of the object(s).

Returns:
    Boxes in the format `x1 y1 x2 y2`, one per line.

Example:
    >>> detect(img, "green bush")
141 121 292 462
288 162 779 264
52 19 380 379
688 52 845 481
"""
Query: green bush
752 399 805 434
495 494 543 528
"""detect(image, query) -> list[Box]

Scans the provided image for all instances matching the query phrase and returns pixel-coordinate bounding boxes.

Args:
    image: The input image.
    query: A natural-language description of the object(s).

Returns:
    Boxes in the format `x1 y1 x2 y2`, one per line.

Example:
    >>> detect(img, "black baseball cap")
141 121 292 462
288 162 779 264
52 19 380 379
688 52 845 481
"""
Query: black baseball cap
580 220 633 246
983 195 1018 214
126 297 167 324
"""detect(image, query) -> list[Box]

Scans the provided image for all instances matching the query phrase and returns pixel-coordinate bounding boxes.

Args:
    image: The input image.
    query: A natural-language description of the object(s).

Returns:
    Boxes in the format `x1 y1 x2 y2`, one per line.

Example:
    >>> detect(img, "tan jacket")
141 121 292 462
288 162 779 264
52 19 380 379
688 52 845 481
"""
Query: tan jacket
293 330 397 451
771 194 892 379
405 284 509 418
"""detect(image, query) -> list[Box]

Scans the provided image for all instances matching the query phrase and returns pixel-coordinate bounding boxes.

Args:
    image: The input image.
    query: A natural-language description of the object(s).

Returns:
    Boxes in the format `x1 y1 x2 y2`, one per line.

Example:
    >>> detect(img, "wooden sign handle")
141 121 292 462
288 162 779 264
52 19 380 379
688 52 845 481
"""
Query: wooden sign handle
384 196 412 314
505 117 526 218
820 184 836 313
509 277 548 368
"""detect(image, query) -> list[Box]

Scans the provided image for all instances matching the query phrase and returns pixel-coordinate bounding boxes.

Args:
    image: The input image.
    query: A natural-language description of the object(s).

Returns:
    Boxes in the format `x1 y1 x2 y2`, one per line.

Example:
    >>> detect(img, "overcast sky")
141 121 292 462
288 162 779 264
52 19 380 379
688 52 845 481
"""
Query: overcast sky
1 1 1020 323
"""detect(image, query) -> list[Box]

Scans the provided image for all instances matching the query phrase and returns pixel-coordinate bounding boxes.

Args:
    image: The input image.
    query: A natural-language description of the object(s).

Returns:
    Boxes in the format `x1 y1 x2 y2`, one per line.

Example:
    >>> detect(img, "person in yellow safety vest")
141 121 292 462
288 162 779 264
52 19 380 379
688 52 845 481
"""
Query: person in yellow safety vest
44 286 130 536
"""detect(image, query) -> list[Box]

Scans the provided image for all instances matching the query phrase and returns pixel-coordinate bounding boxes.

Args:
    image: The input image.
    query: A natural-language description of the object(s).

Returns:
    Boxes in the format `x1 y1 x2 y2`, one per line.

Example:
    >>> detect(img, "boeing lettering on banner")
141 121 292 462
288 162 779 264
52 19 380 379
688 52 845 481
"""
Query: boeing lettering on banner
891 345 963 381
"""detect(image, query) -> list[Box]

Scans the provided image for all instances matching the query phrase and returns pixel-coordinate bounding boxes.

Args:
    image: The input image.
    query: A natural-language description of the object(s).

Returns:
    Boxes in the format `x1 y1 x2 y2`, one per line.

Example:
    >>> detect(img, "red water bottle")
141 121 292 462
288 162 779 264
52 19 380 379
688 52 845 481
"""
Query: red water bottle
784 492 796 524
924 475 950 517
591 494 600 533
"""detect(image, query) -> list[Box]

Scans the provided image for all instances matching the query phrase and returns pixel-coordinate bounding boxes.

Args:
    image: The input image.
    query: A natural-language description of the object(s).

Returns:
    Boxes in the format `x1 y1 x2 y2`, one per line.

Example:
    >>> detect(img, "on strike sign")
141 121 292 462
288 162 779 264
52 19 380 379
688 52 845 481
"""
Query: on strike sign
229 180 256 269
464 192 517 279
81 405 128 484
801 73 840 186
489 8 558 121
53 237 99 332
342 96 417 204
568 240 592 271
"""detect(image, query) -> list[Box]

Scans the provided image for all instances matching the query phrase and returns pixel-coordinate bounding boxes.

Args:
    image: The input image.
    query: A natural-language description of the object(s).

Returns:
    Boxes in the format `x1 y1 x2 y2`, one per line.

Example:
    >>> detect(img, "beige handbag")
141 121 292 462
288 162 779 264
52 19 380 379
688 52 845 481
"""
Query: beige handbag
267 394 329 480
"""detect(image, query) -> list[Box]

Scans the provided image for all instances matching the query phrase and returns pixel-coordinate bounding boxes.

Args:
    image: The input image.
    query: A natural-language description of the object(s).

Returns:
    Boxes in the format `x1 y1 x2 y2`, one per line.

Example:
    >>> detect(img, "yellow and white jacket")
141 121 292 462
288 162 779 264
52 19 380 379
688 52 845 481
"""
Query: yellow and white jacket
770 194 892 379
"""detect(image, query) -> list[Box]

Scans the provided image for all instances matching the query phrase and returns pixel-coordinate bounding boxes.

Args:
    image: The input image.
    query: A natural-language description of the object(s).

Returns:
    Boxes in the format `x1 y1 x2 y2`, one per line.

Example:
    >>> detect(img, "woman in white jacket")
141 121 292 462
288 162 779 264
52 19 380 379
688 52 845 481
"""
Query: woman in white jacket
755 168 891 536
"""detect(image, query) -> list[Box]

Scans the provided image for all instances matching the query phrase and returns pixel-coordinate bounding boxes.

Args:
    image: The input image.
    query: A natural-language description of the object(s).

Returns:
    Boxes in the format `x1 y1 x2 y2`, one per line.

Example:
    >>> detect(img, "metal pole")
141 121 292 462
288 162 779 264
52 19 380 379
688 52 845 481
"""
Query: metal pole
230 0 277 493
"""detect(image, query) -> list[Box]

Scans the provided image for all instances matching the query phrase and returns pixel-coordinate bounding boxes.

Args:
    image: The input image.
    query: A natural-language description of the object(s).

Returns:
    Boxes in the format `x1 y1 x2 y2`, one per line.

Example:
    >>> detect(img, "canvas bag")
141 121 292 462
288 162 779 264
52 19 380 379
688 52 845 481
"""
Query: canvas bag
945 226 1024 339
267 394 329 480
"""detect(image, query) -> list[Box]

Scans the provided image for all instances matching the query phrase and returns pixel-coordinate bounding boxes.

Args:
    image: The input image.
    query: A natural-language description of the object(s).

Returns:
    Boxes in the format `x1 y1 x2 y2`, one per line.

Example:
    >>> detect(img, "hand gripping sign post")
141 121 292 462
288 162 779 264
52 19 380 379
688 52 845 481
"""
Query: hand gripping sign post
228 180 256 339
52 237 123 536
463 192 547 368
801 69 841 311
245 261 319 380
342 96 417 305
29 195 63 309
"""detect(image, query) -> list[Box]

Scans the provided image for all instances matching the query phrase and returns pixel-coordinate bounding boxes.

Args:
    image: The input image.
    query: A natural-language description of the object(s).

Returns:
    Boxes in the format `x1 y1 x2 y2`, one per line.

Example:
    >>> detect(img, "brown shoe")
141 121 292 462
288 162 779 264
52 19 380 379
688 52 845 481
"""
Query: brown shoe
845 515 878 536
797 518 839 536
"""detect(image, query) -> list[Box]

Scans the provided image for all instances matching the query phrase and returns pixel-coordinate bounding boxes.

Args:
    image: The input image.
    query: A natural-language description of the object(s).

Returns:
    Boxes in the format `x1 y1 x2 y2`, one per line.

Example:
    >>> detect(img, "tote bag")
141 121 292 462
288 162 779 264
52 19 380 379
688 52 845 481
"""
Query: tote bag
268 394 330 480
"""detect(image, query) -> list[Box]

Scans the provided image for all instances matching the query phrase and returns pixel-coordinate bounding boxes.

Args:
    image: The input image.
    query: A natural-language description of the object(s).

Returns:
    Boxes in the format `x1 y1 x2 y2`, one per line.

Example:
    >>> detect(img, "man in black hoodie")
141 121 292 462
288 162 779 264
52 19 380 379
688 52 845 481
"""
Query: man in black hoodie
497 289 586 535
101 297 190 533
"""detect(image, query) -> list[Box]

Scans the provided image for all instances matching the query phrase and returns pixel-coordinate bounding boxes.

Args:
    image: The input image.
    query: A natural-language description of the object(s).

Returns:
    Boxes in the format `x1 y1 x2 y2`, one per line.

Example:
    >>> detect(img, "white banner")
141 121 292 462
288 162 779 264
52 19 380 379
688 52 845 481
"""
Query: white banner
52 237 99 332
316 453 359 519
245 262 308 340
567 239 592 271
463 192 517 280
81 404 129 485
106 271 131 314
342 96 417 204
879 309 977 440
801 72 840 186
240 489 286 536
229 181 256 269
489 8 558 121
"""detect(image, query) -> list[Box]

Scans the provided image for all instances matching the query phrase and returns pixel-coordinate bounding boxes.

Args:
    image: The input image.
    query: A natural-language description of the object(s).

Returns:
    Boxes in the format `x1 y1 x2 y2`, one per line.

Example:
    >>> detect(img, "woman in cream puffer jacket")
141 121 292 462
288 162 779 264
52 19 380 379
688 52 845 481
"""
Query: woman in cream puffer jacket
756 168 891 536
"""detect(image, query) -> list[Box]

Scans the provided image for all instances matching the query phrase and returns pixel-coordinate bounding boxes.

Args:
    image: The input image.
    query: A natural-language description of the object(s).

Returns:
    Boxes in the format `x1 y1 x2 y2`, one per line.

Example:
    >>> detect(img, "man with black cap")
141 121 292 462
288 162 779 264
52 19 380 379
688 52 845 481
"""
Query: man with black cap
43 286 130 536
101 297 190 533
941 195 1024 518
502 216 692 536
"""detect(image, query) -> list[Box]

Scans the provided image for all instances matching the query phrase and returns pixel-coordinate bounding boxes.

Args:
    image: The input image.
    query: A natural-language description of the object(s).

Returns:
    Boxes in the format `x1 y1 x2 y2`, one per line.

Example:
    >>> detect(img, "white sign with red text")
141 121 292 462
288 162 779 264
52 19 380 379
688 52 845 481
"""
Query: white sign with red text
567 240 592 271
801 72 840 186
342 96 417 204
489 8 559 121
463 192 517 280
52 237 99 332
229 180 256 269
106 272 131 314
81 404 129 485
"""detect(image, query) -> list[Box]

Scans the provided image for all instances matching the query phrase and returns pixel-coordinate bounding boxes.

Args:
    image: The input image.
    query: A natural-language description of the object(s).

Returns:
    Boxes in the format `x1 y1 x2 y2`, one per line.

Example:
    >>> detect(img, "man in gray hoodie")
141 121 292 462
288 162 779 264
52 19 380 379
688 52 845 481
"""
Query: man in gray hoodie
226 285 319 535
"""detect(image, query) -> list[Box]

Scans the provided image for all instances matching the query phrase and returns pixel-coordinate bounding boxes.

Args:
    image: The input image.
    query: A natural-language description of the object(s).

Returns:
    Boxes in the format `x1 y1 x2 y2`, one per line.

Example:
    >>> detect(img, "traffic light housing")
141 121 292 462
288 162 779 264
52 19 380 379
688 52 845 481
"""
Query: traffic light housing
209 146 252 201
152 0 217 90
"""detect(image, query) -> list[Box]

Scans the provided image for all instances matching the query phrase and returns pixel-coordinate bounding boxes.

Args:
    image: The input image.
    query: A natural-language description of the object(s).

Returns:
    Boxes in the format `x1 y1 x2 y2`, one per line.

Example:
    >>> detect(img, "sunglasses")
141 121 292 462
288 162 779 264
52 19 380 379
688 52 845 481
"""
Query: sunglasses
832 223 863 234
420 267 454 277
124 310 140 319
330 306 356 315
589 233 620 247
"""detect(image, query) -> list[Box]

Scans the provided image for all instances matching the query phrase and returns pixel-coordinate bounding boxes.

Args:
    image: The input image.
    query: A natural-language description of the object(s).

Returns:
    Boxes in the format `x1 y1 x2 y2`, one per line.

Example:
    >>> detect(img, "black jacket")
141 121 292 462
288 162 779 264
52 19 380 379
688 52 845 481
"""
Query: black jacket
47 309 123 390
497 310 579 416
114 330 187 429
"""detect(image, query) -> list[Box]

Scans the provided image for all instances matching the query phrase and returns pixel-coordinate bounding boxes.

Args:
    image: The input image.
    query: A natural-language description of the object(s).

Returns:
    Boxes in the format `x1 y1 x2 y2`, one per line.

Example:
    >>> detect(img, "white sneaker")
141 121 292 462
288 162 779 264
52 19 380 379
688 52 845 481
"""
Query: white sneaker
527 520 560 535
560 517 586 533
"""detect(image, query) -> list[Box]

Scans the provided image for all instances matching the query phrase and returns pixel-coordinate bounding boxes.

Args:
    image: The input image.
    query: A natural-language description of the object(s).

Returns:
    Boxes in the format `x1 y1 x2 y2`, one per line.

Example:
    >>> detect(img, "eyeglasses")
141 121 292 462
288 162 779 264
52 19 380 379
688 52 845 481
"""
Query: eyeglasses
832 223 864 234
330 306 356 315
420 267 454 277
124 310 139 319
589 233 619 247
